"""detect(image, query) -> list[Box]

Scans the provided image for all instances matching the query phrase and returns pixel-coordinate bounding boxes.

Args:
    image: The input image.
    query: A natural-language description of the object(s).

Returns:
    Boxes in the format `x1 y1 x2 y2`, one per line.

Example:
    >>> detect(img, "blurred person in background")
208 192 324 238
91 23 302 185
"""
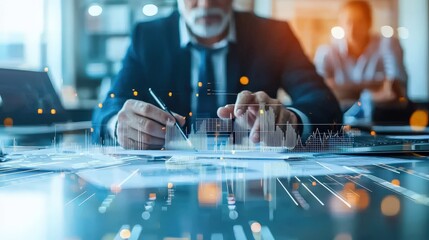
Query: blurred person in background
314 0 407 110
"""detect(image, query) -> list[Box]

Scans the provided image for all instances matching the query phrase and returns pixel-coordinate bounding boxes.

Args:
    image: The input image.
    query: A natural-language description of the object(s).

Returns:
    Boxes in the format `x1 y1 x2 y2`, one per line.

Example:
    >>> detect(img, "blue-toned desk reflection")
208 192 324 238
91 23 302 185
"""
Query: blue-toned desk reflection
0 126 429 240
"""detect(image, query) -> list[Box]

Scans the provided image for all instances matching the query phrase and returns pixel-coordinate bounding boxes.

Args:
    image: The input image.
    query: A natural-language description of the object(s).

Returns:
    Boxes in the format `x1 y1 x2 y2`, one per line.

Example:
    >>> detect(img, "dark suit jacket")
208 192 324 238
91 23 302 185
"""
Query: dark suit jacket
92 11 342 142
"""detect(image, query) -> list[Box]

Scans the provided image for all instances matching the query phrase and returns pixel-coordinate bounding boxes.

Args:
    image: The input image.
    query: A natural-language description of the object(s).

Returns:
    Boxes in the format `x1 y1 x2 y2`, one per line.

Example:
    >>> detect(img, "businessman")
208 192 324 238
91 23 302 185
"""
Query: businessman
92 0 342 149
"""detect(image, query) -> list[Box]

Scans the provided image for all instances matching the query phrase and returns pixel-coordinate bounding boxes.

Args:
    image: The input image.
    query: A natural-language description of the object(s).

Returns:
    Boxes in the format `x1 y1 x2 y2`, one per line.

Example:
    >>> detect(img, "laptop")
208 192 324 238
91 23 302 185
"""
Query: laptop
341 134 429 154
337 122 429 154
0 68 69 125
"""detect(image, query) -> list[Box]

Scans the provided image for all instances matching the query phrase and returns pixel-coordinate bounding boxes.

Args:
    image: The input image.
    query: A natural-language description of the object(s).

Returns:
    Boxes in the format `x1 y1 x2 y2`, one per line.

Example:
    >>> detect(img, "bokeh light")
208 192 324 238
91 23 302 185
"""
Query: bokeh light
250 222 262 233
344 182 355 191
198 183 221 206
341 188 369 211
133 91 139 97
142 4 158 17
98 206 107 214
37 108 43 114
142 211 151 220
168 91 173 97
119 228 131 239
229 210 238 220
331 26 345 39
381 195 400 217
50 109 56 115
354 189 370 210
240 76 249 86
110 184 122 194
330 183 370 214
149 193 157 201
343 125 352 132
292 182 300 190
3 117 13 127
381 26 394 38
397 27 410 39
409 110 428 131
391 179 400 186
88 4 103 17
98 103 103 109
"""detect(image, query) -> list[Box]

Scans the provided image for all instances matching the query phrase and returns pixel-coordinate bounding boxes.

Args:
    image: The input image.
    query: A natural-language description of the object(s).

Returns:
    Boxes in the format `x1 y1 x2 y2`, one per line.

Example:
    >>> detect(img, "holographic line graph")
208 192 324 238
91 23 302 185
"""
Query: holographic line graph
165 104 352 152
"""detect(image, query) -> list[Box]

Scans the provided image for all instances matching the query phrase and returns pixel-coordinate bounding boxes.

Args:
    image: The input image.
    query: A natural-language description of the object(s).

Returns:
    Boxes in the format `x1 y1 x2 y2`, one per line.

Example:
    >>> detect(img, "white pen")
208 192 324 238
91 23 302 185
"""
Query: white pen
148 88 196 151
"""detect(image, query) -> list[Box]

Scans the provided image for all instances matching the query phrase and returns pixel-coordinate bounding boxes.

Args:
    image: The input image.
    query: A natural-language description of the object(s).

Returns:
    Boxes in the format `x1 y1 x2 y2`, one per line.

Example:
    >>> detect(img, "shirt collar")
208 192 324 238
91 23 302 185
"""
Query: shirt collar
179 12 237 49
339 35 378 56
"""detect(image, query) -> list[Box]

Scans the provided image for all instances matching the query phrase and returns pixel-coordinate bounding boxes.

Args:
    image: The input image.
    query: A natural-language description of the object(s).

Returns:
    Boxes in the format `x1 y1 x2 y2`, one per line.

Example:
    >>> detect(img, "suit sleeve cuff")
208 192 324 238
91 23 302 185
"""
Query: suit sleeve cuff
107 114 119 139
287 107 311 137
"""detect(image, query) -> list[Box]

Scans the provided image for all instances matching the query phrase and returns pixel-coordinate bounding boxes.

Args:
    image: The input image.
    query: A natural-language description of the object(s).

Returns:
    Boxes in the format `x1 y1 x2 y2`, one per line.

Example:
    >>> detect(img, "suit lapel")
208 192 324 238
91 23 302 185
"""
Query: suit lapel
167 12 192 116
176 48 191 115
226 42 240 104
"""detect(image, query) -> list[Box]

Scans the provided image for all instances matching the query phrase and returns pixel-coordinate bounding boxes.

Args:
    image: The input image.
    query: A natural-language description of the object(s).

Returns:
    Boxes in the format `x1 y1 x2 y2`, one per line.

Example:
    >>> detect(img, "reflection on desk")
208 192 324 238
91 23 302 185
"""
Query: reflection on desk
0 121 92 147
0 121 92 135
1 151 428 239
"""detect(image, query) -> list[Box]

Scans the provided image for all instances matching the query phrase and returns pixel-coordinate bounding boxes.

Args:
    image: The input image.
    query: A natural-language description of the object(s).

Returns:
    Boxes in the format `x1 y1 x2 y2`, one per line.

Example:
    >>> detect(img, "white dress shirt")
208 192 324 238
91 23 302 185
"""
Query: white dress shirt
314 36 407 84
179 15 236 110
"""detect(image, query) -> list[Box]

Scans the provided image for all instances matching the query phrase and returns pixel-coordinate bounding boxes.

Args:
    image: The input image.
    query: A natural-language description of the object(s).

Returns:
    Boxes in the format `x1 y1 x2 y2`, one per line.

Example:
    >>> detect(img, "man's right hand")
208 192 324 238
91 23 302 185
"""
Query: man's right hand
115 99 185 150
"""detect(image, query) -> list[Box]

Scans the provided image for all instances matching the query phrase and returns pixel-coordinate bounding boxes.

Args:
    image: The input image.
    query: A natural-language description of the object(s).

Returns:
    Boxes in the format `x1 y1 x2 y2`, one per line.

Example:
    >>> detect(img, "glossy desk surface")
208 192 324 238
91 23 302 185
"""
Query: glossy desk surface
1 145 429 240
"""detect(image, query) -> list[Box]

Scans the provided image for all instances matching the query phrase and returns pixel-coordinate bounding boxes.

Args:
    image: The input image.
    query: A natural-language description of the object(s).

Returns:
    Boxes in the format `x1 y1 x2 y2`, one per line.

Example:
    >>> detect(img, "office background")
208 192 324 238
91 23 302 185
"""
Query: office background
1 2 429 239
0 0 427 111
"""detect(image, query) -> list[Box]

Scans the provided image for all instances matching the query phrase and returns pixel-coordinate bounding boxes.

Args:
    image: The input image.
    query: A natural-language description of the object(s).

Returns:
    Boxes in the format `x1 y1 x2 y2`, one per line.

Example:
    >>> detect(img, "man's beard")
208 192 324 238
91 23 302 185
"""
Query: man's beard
179 6 231 39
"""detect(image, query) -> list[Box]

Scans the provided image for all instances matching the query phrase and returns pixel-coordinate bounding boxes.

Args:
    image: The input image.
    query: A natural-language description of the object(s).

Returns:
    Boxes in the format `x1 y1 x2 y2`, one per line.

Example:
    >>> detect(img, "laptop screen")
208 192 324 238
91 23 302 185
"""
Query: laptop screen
0 68 69 125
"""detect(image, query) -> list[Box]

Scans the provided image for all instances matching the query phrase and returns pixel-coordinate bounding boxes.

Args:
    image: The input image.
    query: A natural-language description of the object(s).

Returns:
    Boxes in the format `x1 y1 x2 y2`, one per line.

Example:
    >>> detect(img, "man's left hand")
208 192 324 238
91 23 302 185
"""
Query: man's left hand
217 91 299 143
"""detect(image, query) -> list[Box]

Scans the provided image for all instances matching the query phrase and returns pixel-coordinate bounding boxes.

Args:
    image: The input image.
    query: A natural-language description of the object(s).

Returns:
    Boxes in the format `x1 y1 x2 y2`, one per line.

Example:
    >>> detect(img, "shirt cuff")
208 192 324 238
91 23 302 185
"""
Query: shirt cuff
287 107 311 137
107 114 119 139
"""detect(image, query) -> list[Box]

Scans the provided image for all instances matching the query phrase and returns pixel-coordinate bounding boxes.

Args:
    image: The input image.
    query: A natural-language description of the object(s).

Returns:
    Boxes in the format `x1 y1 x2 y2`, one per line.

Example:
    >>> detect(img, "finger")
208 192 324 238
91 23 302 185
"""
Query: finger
217 104 235 119
117 123 139 146
248 105 259 116
254 91 285 123
172 112 187 127
228 105 256 130
127 129 165 146
277 109 299 132
117 128 161 150
119 113 166 139
253 91 271 102
121 138 163 150
234 91 254 117
135 116 167 139
254 91 282 114
250 117 260 143
244 92 276 126
117 123 164 147
124 99 176 125
253 91 280 105
247 112 256 128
